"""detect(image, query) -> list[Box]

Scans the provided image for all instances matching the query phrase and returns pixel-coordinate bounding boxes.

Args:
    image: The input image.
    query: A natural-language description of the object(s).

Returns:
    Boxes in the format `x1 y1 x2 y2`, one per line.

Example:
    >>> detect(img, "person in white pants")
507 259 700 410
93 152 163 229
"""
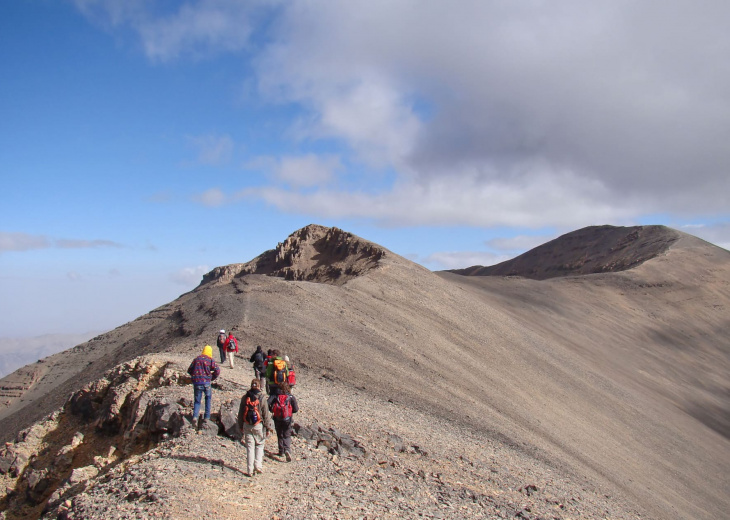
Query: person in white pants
238 379 273 476
225 332 239 369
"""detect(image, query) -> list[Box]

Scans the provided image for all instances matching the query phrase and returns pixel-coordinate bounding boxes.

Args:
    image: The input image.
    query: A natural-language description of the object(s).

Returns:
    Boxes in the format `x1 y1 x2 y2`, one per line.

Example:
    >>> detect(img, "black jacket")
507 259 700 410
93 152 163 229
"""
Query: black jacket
249 348 265 369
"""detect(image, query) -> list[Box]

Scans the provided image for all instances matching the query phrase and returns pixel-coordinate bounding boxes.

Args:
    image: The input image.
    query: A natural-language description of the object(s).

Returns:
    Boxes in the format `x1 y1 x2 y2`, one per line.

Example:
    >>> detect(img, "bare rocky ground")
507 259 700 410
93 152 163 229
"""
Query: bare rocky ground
1 224 728 520
1 354 642 520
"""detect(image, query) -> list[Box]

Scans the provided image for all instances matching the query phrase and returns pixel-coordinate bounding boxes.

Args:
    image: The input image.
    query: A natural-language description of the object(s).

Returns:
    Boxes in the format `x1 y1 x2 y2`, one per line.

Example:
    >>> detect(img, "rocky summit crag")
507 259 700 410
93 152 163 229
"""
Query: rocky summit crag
1 223 729 520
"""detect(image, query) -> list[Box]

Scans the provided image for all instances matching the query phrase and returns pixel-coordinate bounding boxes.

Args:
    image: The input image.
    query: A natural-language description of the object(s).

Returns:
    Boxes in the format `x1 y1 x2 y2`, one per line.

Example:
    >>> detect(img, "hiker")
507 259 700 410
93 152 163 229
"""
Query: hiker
265 349 289 396
249 345 266 389
187 345 220 426
216 329 227 364
225 331 239 369
264 349 274 394
238 379 274 477
284 355 296 387
268 381 298 461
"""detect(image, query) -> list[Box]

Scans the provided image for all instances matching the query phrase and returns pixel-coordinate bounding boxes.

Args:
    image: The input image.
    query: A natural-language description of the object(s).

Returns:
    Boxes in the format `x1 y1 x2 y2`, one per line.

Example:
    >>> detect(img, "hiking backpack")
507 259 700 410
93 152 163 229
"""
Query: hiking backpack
272 358 288 385
271 394 293 420
243 395 261 425
287 367 296 386
252 351 264 366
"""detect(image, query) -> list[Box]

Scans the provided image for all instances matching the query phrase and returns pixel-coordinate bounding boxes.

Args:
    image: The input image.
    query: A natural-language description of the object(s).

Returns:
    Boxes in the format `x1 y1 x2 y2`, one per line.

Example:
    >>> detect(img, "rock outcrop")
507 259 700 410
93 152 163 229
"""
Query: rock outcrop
200 224 387 287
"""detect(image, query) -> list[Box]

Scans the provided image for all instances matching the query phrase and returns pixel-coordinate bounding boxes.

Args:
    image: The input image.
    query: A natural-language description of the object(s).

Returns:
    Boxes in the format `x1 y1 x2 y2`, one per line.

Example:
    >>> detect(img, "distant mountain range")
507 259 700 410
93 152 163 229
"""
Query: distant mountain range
0 333 100 378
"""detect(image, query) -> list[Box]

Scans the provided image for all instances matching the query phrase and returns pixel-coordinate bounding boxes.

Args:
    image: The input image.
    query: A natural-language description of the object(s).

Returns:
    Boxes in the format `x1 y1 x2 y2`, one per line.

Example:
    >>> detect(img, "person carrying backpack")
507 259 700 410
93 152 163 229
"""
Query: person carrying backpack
283 355 296 387
267 381 299 462
216 329 227 364
237 379 274 477
249 345 266 389
264 349 274 394
265 349 289 396
224 332 239 369
187 345 220 427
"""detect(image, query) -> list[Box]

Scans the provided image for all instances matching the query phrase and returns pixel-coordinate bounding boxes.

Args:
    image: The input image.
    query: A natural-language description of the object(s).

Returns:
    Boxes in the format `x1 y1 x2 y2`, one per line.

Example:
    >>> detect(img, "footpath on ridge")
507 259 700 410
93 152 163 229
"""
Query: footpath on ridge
1 351 644 520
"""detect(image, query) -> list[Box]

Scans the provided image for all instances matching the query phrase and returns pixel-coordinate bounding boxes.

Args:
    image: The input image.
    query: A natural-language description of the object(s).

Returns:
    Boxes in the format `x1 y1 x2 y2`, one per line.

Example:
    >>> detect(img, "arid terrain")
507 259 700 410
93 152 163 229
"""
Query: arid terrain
1 224 728 520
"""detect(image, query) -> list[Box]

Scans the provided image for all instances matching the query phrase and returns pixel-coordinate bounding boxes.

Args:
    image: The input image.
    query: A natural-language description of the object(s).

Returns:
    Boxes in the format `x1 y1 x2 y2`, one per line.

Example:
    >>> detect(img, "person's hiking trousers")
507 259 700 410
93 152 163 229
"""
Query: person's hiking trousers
243 422 265 474
192 383 212 421
274 418 293 455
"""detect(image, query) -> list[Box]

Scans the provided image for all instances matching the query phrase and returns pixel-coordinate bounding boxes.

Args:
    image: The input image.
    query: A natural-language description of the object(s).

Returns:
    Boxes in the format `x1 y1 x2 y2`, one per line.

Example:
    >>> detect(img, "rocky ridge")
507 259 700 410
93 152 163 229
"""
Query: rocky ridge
0 354 640 520
200 224 387 287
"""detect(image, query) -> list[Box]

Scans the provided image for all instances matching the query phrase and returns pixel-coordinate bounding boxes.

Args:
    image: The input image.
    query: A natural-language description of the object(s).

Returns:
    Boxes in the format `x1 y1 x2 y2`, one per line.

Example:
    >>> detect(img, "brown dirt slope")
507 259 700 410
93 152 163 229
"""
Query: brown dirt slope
451 225 681 279
0 223 728 520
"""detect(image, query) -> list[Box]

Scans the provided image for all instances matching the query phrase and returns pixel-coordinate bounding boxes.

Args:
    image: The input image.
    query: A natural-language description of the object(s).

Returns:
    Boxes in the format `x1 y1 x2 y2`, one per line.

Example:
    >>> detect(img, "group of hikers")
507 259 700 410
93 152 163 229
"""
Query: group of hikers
187 329 299 477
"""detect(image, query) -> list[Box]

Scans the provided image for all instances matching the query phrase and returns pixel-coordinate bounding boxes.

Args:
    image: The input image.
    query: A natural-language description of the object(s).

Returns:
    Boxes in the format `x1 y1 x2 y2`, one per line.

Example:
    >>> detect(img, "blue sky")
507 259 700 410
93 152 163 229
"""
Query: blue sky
2 0 729 337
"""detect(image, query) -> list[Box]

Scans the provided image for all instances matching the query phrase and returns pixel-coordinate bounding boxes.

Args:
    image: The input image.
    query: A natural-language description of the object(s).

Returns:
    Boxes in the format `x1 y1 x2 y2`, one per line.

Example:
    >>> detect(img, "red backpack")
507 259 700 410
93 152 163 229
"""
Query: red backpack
287 366 296 386
271 394 293 420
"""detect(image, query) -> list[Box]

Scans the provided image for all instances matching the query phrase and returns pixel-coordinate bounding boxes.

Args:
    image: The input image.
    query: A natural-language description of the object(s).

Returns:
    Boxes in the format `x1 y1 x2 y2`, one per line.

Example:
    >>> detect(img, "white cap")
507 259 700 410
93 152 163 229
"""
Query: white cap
284 355 290 363
219 329 226 334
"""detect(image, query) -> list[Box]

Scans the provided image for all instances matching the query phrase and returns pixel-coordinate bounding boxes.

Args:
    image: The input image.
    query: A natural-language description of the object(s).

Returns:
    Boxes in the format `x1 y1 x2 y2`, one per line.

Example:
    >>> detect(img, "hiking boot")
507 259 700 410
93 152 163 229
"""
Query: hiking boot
285 452 292 462
254 468 263 475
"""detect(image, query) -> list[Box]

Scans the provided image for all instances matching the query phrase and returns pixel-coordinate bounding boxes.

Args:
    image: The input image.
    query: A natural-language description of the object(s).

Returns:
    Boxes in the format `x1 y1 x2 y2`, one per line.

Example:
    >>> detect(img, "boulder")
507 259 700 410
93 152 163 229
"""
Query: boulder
68 465 99 486
218 399 242 440
140 399 187 437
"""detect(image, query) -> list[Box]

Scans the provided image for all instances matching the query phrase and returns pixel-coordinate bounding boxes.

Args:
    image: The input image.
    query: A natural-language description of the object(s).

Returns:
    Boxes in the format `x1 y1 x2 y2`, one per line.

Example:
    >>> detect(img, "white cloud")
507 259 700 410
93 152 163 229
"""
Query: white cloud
0 232 50 253
170 266 209 286
74 0 270 62
194 188 227 207
424 251 510 271
186 134 234 166
274 154 340 187
56 239 123 249
241 165 639 229
254 0 730 215
0 233 123 254
681 222 730 251
77 1 730 225
486 234 559 253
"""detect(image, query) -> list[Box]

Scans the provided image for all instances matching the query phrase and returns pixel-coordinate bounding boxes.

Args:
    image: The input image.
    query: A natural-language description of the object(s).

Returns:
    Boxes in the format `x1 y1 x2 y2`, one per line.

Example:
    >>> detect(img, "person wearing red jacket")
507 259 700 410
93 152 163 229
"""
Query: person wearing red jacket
224 332 239 369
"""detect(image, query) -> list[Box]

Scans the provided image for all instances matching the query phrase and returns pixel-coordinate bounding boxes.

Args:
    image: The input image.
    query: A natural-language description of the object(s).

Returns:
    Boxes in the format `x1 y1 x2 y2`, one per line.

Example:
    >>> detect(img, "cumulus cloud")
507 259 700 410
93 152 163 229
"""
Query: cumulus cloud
170 265 209 286
74 0 271 62
250 154 339 188
194 188 227 207
186 134 234 166
78 1 730 228
241 167 638 229
253 0 730 219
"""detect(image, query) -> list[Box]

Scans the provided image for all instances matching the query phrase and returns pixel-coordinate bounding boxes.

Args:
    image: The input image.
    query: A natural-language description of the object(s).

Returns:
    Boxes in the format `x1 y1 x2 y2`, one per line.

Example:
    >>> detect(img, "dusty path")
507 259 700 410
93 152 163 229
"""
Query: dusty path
41 352 645 520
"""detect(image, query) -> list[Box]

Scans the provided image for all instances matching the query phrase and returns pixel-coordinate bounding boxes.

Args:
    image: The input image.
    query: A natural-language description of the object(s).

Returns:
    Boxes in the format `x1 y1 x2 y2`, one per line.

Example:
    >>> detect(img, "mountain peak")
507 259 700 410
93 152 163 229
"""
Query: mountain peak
200 224 387 287
451 225 681 279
